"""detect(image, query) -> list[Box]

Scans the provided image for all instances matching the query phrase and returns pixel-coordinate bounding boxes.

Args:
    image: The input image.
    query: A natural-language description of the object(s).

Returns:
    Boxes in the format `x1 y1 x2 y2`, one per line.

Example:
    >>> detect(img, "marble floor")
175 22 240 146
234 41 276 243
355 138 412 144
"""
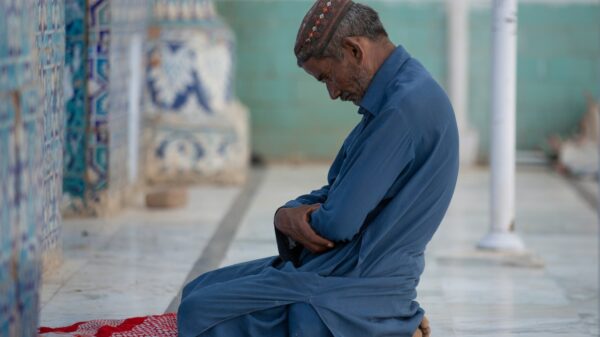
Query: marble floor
40 165 599 336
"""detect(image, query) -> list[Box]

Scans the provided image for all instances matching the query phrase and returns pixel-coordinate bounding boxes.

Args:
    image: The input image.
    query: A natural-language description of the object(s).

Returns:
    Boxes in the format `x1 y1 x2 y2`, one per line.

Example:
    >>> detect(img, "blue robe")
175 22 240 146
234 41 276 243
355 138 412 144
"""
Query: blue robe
178 45 459 337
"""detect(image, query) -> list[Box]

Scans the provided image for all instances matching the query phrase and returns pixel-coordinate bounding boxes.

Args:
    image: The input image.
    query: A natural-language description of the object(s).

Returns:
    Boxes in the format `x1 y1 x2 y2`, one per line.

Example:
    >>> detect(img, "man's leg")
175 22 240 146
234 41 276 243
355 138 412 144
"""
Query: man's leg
289 303 428 337
288 303 333 337
182 257 275 299
200 306 288 337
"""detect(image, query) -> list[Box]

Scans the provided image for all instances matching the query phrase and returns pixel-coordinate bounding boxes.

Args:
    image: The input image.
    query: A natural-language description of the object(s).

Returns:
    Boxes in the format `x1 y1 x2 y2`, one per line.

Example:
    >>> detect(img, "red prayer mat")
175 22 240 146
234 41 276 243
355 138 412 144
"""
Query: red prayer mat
38 313 177 337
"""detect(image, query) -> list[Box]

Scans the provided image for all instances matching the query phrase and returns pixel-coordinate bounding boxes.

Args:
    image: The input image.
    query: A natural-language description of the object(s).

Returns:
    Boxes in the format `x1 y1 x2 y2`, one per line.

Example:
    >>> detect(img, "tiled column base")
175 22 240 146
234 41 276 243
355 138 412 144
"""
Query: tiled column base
145 102 249 185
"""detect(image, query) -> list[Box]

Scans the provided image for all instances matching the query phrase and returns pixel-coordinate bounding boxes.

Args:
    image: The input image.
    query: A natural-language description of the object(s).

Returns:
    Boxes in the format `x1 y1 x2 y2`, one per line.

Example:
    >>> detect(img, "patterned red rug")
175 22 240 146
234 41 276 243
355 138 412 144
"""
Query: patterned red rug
38 313 177 337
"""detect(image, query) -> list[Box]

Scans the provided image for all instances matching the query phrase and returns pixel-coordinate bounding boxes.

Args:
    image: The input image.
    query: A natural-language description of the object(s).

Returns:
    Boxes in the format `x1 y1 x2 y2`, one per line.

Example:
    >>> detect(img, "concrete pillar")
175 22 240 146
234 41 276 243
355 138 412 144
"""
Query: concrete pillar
478 0 525 252
447 0 479 166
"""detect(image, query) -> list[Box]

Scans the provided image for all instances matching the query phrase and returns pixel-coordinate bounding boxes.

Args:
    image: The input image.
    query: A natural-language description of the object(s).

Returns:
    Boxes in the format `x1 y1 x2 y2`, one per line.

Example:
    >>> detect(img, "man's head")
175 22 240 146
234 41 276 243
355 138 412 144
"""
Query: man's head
294 1 393 105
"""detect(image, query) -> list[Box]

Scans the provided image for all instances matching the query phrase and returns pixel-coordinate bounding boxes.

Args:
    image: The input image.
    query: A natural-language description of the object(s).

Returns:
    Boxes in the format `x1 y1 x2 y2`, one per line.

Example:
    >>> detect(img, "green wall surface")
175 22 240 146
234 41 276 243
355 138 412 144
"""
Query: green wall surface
216 0 600 161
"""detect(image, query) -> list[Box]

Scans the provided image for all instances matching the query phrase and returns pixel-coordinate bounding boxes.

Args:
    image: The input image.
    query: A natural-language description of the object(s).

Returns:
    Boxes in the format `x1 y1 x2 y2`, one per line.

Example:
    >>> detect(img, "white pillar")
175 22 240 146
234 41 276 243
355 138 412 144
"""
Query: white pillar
597 94 600 233
478 0 525 251
447 0 478 166
128 34 143 184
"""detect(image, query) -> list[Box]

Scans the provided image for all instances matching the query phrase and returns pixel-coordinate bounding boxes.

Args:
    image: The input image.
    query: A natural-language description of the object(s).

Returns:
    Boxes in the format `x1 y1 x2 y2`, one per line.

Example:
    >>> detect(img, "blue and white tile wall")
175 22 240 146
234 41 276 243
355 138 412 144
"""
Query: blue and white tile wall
63 0 87 211
84 0 111 208
36 0 65 267
107 0 149 207
144 0 249 184
63 0 149 215
0 0 56 330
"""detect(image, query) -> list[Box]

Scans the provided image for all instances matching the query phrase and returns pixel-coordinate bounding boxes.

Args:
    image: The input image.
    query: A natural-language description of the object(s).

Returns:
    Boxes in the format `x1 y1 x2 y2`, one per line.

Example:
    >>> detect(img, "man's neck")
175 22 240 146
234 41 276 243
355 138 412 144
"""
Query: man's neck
362 39 396 91
366 39 397 81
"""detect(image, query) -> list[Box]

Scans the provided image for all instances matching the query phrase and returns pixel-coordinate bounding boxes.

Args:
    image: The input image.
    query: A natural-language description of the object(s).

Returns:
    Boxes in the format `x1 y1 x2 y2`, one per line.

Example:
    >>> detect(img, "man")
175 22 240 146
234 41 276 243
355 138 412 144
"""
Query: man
177 1 458 336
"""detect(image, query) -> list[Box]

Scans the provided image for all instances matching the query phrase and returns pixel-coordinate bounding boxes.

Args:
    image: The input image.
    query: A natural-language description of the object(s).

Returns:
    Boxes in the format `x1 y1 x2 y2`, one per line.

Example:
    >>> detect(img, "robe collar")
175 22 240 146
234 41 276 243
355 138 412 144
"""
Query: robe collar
358 45 411 116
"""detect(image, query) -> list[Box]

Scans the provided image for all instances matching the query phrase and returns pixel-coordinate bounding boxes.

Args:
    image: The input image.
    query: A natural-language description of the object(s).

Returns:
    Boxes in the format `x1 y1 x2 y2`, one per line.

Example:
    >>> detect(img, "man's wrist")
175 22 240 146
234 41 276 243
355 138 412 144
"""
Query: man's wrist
274 206 288 231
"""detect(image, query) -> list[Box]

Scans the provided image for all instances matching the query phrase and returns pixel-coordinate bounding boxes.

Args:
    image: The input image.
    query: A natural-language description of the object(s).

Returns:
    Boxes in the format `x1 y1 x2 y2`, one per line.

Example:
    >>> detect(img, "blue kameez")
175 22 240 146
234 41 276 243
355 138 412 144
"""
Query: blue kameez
178 45 459 337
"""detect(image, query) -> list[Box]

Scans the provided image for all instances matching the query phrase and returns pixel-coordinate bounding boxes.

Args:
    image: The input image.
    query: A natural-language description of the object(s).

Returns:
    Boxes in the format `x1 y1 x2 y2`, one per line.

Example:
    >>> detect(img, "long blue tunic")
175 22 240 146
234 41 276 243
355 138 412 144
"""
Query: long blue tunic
178 45 459 337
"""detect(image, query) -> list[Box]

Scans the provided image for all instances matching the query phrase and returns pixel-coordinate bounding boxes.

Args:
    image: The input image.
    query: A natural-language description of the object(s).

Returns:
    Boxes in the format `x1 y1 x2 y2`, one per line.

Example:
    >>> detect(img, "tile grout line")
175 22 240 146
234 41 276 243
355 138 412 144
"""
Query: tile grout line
164 167 267 313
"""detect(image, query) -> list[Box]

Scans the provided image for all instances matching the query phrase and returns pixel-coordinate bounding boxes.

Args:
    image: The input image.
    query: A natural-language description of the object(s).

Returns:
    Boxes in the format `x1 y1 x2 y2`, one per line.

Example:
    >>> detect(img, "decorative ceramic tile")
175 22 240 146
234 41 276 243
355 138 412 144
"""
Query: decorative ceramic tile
63 0 149 215
146 28 234 116
152 0 218 25
15 86 44 336
63 0 88 207
144 0 248 184
107 0 148 206
0 0 44 334
0 92 20 337
86 0 110 199
145 113 247 183
36 0 65 259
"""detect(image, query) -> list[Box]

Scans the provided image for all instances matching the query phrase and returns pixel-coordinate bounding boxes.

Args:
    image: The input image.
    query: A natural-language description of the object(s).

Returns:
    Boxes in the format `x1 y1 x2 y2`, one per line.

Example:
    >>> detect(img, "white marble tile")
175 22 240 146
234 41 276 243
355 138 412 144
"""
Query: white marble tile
222 165 328 265
40 185 240 326
220 240 278 267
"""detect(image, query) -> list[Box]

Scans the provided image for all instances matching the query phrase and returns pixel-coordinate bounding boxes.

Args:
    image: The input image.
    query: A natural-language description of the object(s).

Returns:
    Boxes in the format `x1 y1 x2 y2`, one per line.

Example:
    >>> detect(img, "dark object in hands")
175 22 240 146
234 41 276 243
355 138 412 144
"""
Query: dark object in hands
274 204 334 266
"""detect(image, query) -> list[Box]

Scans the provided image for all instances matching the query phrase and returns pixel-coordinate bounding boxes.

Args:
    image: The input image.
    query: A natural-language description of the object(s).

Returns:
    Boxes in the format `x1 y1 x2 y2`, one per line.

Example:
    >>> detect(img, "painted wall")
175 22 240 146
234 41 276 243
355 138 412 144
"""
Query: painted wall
216 0 600 161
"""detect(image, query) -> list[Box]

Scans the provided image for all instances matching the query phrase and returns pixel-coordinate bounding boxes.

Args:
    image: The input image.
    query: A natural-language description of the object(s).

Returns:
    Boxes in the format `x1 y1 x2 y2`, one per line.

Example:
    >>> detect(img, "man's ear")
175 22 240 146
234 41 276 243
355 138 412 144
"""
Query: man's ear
342 37 364 64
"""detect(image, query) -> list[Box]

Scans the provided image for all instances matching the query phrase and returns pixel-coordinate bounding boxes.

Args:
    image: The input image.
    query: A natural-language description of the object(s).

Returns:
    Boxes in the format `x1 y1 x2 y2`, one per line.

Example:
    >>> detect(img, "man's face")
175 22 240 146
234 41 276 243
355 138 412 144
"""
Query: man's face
301 53 370 106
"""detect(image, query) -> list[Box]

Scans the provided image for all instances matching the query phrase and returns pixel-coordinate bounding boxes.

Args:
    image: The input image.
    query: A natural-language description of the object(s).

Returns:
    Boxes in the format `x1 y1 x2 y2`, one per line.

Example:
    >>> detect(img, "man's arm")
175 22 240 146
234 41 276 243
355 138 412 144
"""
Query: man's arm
274 203 335 266
273 141 347 264
275 204 333 251
280 185 330 209
309 108 415 242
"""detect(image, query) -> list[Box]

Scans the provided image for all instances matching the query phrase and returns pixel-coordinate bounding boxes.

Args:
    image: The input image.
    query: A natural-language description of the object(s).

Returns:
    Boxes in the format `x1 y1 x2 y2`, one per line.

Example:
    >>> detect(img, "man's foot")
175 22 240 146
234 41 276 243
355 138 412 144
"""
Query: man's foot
412 316 430 337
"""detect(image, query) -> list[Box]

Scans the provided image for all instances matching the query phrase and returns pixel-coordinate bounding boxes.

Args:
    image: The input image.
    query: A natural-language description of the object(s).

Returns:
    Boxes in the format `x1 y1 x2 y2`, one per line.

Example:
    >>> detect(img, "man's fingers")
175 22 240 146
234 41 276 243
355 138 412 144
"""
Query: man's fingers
298 225 334 249
303 204 321 222
308 232 334 248
307 203 321 212
303 242 328 254
290 203 333 253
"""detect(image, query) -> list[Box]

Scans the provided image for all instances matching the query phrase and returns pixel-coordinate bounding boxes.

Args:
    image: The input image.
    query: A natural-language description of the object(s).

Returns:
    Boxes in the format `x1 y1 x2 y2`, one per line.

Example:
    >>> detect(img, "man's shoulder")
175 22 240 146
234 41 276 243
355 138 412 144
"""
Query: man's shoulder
378 60 454 133
382 60 430 100
384 59 448 110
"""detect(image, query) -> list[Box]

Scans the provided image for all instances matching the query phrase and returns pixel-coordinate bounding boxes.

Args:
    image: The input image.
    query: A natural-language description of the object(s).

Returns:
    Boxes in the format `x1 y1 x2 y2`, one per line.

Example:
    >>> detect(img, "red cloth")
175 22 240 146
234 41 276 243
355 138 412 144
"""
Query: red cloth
38 313 177 337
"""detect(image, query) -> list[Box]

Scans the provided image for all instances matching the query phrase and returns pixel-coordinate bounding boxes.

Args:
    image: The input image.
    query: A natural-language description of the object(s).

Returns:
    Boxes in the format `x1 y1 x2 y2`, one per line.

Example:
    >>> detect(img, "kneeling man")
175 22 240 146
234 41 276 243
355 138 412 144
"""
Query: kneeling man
178 1 458 336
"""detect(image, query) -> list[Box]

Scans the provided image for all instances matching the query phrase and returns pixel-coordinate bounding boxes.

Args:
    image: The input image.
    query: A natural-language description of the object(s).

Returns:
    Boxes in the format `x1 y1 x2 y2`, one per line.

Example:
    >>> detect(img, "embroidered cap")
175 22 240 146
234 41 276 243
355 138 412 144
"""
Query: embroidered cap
294 0 354 65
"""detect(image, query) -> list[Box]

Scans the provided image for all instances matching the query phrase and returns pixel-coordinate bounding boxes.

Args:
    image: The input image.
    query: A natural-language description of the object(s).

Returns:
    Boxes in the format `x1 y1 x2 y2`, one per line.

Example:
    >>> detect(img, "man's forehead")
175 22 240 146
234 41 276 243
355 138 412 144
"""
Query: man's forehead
301 57 330 79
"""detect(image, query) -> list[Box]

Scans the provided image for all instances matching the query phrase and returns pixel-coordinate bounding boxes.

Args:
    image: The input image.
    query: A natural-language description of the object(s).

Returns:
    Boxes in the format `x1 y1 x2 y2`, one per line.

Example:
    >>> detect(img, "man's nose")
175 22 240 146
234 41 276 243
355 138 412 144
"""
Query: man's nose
326 82 341 100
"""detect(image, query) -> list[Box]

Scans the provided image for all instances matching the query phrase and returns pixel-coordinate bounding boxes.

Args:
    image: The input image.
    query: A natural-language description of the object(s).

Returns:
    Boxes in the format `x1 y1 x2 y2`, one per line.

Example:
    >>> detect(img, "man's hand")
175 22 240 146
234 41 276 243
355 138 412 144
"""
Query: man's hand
274 204 334 254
